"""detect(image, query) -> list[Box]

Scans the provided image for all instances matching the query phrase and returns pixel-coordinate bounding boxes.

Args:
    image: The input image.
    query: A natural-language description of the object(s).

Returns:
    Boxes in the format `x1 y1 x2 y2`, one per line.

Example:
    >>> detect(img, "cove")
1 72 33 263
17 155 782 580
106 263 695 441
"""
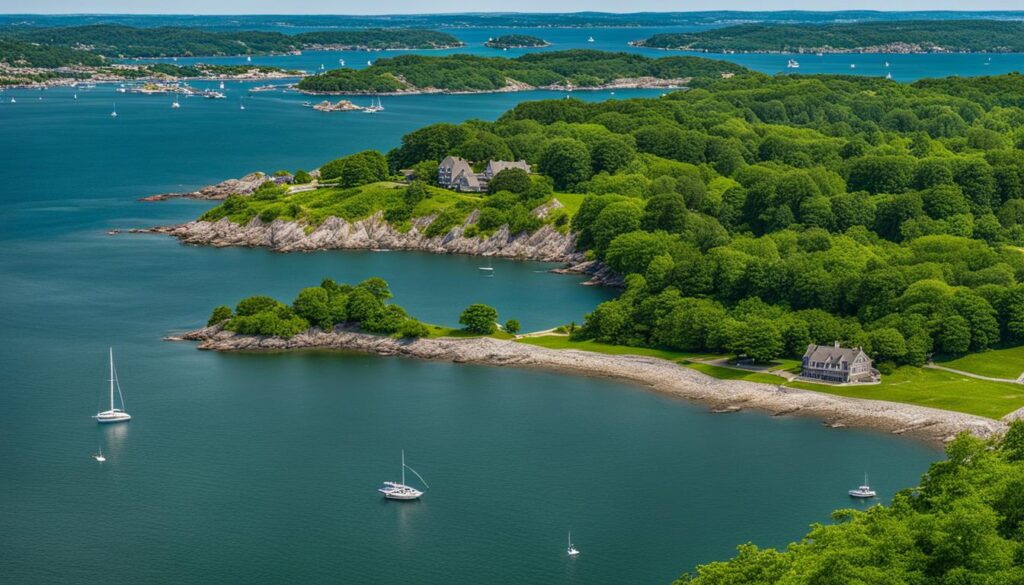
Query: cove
0 57 939 584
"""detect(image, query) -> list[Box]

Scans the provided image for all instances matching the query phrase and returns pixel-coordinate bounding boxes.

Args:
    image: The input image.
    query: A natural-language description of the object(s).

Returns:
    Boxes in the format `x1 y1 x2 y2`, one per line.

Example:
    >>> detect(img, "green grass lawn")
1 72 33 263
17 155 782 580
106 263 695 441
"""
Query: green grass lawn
515 335 719 361
553 192 586 218
933 345 1024 380
424 324 514 340
516 336 1024 419
783 366 1024 419
684 362 789 385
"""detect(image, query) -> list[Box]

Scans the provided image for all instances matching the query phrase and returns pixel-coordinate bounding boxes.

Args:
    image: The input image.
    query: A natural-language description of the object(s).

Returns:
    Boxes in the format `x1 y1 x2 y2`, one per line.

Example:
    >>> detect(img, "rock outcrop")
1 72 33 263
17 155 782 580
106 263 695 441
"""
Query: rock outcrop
175 324 1007 446
147 211 581 262
140 172 268 202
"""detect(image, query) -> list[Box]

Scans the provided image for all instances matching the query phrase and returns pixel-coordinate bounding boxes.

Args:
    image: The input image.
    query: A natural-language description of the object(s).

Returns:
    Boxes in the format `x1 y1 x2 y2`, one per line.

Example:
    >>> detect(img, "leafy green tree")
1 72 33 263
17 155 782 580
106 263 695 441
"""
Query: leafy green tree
340 150 389 187
357 277 393 301
459 303 498 334
591 200 643 255
293 170 312 184
207 305 232 326
235 295 280 317
642 192 688 233
734 317 783 363
346 288 383 323
590 135 636 174
404 181 428 208
504 319 520 335
293 287 333 330
487 168 531 194
539 138 592 190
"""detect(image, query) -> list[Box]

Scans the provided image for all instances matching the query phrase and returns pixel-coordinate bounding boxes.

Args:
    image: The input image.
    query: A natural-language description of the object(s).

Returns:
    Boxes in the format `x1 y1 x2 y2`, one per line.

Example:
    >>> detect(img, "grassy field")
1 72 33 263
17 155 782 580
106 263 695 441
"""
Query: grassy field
933 345 1024 380
783 367 1024 419
516 336 1024 419
515 335 720 361
684 362 789 385
552 192 586 218
425 324 515 340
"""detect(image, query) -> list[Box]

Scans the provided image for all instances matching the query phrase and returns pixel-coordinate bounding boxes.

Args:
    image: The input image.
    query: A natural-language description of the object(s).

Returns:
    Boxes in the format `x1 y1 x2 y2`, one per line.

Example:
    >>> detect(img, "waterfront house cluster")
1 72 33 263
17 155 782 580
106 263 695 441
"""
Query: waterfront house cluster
438 156 531 192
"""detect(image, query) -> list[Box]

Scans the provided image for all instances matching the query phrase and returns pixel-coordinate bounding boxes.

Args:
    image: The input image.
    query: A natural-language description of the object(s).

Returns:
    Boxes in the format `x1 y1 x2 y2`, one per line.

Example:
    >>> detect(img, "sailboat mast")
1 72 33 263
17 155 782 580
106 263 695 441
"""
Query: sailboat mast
402 450 406 485
109 347 115 410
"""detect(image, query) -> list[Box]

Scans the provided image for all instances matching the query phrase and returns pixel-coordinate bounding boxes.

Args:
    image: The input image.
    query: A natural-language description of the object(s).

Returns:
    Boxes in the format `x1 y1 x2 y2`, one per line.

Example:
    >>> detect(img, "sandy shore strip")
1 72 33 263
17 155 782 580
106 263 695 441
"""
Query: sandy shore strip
173 324 1006 445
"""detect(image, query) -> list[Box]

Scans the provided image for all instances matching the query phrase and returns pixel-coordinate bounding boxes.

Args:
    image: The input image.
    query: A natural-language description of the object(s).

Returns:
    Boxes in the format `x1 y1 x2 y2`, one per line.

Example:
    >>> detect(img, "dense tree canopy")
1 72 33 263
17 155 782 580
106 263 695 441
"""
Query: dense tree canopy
370 73 1024 365
209 277 429 339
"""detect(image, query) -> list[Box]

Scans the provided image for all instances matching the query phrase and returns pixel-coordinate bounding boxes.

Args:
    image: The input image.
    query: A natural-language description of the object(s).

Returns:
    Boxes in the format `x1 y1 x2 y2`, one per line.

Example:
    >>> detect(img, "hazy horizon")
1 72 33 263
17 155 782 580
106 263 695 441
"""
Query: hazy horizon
5 3 1024 16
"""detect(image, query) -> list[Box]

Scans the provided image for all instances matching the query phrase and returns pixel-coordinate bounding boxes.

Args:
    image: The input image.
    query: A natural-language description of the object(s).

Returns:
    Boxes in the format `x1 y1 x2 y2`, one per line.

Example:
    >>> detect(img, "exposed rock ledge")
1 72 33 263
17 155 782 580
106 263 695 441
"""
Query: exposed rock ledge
144 211 582 263
140 172 268 202
175 324 1006 446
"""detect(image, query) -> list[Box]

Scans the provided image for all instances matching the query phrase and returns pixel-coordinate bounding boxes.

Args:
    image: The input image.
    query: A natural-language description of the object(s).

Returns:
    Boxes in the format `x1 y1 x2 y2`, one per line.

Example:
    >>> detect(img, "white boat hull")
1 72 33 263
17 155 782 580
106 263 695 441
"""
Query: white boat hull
95 409 131 423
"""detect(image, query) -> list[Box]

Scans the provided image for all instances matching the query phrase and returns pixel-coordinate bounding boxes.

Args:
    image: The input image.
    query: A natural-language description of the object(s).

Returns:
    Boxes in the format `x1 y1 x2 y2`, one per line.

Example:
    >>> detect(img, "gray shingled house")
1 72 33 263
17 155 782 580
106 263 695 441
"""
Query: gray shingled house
800 342 879 384
438 156 530 192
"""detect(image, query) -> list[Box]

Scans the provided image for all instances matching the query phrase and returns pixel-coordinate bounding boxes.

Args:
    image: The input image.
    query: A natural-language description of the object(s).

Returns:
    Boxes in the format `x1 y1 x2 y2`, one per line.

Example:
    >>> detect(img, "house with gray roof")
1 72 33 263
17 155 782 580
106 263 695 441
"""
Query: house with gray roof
438 156 530 192
800 342 879 384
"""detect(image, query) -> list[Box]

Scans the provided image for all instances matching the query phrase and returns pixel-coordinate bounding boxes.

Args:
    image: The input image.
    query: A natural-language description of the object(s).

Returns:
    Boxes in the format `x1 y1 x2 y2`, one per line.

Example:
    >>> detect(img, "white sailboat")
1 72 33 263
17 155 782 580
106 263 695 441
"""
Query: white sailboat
246 55 252 62
587 36 595 43
239 98 246 110
378 450 428 500
567 531 580 556
885 72 892 80
219 80 225 90
94 348 131 423
172 95 181 108
479 258 494 272
848 473 876 498
787 59 800 69
339 58 346 66
94 447 106 462
10 97 15 103
110 103 118 117
367 60 372 66
73 93 78 100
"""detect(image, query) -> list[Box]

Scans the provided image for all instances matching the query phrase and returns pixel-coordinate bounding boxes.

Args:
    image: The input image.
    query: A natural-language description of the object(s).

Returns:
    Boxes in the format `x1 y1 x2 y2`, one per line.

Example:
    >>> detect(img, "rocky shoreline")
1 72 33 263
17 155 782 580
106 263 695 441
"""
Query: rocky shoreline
173 324 1008 446
137 212 583 262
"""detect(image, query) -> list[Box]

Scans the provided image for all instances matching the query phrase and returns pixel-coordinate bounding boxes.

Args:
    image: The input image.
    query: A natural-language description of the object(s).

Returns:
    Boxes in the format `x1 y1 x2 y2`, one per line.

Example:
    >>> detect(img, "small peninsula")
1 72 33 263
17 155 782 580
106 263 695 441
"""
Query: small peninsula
484 35 550 49
175 322 1005 445
295 51 745 93
634 19 1024 53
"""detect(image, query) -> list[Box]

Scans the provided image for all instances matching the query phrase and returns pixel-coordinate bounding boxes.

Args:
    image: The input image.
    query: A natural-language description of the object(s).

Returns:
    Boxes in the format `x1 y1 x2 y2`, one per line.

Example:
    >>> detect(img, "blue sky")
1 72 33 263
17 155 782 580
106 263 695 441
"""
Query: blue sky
7 1 1024 14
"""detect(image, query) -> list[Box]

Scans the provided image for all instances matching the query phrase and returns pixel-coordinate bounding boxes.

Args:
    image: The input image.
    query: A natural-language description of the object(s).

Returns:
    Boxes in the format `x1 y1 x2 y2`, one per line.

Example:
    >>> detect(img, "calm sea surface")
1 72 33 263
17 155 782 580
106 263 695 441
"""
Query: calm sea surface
0 29 962 584
136 26 1024 82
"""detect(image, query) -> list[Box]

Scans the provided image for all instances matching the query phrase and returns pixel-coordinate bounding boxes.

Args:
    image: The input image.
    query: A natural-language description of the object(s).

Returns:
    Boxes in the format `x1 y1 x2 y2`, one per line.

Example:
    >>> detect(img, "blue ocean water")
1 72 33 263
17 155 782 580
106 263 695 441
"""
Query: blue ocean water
0 29 952 585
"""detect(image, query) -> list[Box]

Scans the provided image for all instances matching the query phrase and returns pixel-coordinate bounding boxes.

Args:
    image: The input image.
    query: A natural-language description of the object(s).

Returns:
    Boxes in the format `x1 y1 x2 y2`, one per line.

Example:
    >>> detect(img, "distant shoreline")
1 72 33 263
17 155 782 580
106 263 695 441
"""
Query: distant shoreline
173 324 1007 446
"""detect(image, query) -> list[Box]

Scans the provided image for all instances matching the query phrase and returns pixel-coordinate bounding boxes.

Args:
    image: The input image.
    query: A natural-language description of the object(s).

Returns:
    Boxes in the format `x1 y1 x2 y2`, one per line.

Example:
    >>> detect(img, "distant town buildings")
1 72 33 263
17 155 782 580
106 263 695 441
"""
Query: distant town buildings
800 342 879 384
438 156 530 192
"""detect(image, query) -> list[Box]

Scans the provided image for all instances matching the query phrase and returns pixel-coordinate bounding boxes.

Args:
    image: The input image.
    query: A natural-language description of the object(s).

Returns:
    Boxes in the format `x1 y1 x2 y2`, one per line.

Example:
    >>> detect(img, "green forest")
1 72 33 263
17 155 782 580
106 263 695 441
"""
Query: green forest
378 73 1024 369
0 25 462 59
296 50 748 92
0 38 104 68
484 34 550 49
638 20 1024 53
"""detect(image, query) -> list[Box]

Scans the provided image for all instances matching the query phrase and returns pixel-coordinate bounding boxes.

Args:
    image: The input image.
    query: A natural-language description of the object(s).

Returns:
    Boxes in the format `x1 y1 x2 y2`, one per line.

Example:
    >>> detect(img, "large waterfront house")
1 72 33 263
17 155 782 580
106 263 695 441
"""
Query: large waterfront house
438 156 530 192
799 342 879 384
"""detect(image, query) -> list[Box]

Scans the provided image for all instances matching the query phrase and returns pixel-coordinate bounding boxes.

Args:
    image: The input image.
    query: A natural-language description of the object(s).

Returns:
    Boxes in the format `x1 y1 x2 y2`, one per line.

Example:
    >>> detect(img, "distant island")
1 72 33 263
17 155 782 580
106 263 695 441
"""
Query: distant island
0 25 462 86
1 25 464 58
296 50 747 94
634 19 1024 53
484 35 551 49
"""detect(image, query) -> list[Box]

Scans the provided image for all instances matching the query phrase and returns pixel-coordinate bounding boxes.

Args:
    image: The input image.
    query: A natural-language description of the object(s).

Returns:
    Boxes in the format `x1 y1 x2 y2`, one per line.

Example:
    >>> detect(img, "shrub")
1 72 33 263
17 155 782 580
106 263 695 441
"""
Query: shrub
460 303 498 334
504 319 521 334
207 305 232 326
